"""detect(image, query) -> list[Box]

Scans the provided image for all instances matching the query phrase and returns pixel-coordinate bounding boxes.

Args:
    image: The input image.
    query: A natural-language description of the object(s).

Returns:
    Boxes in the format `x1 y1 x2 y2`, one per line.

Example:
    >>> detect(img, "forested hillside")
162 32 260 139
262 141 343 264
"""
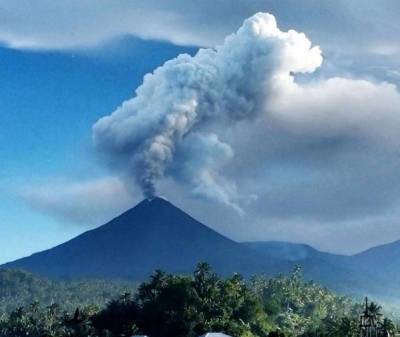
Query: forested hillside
0 264 396 337
0 269 137 313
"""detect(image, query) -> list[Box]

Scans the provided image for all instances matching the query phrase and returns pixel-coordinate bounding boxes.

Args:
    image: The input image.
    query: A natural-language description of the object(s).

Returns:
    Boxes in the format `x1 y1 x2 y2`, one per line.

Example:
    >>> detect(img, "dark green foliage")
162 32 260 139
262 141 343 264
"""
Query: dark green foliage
0 264 397 337
382 317 396 336
91 293 139 337
93 264 268 337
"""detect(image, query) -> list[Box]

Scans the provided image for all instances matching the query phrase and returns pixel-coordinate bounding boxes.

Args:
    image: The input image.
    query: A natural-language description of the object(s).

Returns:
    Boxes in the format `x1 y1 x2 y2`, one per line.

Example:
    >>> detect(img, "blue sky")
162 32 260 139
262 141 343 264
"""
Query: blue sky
0 38 196 263
1 1 400 263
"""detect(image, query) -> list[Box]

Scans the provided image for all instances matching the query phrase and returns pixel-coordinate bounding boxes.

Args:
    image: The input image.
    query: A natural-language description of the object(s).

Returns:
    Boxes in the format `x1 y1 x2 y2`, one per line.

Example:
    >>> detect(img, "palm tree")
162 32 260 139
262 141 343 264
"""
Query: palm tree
381 318 395 337
368 301 383 325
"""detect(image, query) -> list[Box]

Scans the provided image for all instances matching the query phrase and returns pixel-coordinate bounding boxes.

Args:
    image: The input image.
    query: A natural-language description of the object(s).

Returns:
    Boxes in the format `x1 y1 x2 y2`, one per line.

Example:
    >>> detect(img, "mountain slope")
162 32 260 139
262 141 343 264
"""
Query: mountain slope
243 240 400 297
243 241 339 261
347 240 400 287
4 197 400 298
351 239 400 267
2 198 290 280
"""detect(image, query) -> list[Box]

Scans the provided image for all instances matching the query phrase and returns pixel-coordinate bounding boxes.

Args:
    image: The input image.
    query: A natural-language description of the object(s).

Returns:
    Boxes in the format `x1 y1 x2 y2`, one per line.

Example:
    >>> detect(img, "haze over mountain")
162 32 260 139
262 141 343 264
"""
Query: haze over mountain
3 197 400 298
242 241 337 262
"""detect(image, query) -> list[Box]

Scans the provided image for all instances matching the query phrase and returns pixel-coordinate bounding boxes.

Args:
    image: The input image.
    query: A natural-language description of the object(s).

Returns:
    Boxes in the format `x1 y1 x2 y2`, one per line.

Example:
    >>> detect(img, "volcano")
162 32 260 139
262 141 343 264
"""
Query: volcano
4 197 400 298
2 197 290 280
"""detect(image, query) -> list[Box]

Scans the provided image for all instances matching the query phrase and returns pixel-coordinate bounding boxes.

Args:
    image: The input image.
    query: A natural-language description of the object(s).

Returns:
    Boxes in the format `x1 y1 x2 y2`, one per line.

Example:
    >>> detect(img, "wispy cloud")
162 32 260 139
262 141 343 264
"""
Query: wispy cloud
18 176 137 226
0 0 399 57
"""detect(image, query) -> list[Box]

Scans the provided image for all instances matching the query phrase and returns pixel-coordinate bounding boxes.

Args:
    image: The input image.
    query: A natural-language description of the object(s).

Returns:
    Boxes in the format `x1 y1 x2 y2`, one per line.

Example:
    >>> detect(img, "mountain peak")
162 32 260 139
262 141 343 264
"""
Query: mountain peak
134 195 173 211
144 195 169 203
3 195 278 280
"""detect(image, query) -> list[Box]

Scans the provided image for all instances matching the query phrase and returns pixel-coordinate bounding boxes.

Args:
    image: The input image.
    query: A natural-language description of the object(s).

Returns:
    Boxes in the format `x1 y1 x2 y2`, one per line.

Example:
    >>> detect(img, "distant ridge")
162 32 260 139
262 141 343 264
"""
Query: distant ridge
243 241 333 261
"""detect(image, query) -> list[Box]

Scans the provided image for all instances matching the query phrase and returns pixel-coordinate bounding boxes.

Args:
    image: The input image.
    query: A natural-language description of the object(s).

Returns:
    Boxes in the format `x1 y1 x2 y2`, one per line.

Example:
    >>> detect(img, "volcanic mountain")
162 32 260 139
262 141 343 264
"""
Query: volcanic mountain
5 197 400 299
2 197 291 280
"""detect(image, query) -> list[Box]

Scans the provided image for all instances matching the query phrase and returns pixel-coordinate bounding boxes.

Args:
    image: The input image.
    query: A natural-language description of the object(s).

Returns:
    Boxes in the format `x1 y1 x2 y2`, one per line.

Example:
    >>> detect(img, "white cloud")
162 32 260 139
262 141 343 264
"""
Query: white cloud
0 0 400 57
269 78 400 145
92 12 400 212
90 12 400 253
19 176 137 226
92 12 322 210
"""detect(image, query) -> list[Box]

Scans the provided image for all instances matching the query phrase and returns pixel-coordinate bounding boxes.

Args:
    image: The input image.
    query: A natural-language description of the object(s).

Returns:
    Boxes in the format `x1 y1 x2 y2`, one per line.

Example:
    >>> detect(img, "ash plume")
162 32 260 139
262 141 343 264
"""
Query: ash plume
92 13 322 209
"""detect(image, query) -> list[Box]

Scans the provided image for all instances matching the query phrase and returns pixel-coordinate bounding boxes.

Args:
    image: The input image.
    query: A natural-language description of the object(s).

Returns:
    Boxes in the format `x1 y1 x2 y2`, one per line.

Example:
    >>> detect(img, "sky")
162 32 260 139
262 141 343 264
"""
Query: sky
1 1 400 263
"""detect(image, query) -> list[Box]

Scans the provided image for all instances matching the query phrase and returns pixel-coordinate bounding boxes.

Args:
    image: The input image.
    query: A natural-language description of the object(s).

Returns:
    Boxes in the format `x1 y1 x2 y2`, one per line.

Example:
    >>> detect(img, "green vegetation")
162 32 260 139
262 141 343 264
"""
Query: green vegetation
0 269 137 313
0 264 396 337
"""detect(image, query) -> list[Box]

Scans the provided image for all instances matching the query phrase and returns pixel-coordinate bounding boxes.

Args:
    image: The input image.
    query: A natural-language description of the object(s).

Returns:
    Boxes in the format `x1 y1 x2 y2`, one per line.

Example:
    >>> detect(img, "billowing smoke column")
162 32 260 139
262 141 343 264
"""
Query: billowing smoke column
92 13 322 210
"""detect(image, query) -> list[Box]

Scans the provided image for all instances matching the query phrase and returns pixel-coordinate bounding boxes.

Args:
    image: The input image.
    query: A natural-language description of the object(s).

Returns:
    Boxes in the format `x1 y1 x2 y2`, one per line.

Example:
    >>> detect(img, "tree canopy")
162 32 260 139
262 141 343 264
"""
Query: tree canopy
0 264 396 337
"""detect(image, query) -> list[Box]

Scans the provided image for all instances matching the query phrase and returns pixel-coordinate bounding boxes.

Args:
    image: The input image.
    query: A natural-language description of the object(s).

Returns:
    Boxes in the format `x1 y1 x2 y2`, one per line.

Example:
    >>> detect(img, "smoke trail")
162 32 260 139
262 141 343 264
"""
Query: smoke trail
92 12 322 208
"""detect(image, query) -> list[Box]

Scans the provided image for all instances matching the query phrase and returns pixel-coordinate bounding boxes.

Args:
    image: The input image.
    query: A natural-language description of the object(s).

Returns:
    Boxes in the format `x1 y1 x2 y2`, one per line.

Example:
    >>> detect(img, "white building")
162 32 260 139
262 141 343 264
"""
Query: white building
200 333 233 337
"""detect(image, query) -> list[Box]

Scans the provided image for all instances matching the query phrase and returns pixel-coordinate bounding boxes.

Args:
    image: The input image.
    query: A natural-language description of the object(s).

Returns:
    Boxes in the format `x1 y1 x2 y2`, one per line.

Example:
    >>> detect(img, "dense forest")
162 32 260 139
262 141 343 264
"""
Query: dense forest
0 264 396 337
0 269 137 313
